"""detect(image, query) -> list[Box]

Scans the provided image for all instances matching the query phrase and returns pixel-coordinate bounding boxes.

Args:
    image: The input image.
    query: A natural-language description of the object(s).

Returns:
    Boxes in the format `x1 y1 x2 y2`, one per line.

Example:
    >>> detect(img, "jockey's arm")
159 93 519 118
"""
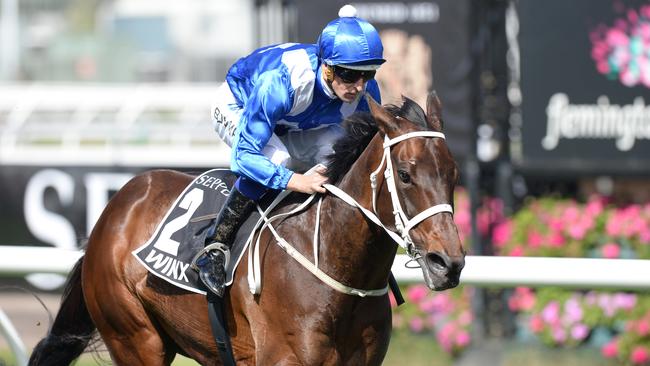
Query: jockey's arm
231 71 294 190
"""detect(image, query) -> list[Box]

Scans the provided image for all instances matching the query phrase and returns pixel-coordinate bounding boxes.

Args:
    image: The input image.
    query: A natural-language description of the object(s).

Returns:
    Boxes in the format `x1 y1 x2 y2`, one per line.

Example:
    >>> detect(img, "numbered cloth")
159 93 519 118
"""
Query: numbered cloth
132 169 261 295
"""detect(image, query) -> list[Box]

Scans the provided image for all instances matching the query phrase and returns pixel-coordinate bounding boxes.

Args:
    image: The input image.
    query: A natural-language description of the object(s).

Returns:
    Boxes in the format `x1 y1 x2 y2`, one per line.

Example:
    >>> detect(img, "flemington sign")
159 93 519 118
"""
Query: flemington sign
542 94 650 153
511 0 650 174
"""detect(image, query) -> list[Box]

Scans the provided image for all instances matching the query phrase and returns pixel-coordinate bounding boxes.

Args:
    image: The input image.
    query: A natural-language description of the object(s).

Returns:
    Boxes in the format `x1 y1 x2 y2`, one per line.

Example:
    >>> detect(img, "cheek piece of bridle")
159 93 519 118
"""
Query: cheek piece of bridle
246 131 453 297
369 131 453 260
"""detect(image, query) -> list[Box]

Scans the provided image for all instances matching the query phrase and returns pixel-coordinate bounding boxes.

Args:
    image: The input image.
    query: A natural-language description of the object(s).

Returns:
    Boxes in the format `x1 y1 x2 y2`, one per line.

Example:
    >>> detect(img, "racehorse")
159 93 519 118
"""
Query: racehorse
29 93 464 365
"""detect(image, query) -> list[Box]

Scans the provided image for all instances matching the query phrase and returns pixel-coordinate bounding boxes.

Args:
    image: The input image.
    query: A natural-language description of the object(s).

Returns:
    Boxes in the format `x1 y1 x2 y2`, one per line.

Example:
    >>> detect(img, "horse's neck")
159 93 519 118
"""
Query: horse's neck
319 133 397 289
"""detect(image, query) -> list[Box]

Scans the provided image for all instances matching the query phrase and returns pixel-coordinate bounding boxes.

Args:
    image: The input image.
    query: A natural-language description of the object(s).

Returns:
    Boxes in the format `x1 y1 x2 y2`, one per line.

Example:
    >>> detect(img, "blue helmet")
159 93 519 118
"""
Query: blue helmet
317 5 385 70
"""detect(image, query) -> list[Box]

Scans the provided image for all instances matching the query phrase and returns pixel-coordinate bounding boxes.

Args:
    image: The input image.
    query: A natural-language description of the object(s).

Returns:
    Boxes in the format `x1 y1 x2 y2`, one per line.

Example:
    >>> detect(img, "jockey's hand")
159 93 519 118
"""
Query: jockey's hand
287 166 328 194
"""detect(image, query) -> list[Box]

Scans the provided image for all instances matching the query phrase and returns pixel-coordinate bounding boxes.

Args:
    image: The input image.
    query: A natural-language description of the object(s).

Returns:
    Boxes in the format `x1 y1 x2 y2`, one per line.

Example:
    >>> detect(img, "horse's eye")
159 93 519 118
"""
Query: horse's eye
397 170 411 184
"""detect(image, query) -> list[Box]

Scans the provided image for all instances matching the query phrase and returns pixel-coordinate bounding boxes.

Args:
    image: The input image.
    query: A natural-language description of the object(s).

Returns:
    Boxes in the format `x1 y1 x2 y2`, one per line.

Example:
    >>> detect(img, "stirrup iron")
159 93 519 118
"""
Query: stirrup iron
191 242 232 271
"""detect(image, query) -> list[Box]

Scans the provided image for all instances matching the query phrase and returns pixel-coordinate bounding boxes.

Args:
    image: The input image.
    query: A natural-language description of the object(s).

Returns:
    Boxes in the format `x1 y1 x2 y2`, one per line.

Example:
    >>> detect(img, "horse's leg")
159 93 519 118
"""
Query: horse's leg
82 173 179 366
90 285 174 365
83 248 176 365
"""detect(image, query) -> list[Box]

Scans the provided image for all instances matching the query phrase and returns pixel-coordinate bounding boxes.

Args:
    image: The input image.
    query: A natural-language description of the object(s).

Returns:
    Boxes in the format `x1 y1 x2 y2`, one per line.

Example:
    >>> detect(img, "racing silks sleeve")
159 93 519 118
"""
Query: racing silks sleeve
230 70 295 190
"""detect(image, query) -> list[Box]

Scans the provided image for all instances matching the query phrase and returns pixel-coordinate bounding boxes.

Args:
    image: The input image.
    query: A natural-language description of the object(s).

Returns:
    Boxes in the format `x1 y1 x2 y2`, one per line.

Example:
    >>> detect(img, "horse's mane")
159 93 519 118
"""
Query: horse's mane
326 96 430 184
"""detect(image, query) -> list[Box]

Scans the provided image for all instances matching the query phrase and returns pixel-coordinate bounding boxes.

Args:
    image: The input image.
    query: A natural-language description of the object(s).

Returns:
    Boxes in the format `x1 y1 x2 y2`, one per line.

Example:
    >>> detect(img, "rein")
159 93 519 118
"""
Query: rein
246 131 452 297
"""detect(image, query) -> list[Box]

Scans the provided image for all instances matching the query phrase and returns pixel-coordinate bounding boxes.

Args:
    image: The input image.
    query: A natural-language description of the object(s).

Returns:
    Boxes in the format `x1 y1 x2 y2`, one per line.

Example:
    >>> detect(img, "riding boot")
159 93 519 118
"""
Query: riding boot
192 187 256 296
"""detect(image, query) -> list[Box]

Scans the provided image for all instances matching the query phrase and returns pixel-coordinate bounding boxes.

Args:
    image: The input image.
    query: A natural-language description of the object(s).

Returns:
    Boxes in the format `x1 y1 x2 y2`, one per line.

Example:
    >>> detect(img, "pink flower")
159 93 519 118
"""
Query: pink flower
552 326 567 343
409 316 425 333
567 224 588 241
436 323 456 352
455 330 471 347
602 339 618 358
598 294 617 317
542 301 561 325
407 285 428 303
454 209 471 233
549 218 565 232
529 315 545 333
585 197 604 216
528 231 544 248
602 242 621 259
509 287 536 311
637 319 650 336
631 346 650 365
607 28 629 46
621 67 639 86
547 232 566 247
561 205 580 223
421 292 453 314
613 293 637 310
607 213 625 236
509 246 524 257
642 5 650 18
492 221 512 247
570 324 589 341
596 60 610 73
563 298 583 324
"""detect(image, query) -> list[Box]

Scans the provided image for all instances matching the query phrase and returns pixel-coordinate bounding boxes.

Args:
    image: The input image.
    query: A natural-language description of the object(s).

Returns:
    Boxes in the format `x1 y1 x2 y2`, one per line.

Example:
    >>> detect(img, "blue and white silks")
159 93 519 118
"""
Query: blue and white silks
216 43 381 191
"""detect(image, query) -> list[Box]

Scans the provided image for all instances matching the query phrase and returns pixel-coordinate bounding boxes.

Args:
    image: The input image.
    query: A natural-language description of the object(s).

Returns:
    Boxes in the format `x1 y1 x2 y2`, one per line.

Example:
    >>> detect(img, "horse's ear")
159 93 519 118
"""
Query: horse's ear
366 94 399 135
426 91 444 131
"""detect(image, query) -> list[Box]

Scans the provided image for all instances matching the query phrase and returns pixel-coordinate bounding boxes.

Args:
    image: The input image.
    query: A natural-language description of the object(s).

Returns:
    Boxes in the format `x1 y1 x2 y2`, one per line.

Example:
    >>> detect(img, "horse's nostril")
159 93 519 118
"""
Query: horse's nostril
426 252 448 272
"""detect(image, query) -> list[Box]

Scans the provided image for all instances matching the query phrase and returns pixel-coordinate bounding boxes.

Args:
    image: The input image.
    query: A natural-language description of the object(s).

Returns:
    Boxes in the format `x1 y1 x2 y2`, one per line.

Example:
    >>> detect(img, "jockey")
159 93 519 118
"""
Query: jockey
193 4 385 296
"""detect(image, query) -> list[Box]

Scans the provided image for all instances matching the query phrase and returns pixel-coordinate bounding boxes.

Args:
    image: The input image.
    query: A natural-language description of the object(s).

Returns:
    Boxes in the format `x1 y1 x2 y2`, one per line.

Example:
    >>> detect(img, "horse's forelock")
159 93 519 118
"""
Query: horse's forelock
384 97 429 130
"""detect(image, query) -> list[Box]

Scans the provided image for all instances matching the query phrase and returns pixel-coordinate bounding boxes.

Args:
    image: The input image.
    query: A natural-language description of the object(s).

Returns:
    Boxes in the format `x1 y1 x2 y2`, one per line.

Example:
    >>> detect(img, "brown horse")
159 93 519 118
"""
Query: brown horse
29 93 464 365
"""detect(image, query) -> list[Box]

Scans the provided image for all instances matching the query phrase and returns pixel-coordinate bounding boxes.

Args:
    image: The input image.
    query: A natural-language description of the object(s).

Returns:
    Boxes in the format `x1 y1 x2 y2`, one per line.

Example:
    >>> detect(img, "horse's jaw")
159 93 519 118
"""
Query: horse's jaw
416 255 462 291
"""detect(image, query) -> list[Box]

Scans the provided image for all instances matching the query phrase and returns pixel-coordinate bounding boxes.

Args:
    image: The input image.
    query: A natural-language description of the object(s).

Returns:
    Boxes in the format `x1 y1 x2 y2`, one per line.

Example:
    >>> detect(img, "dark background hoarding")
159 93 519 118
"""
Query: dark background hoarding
514 0 650 175
294 0 476 163
0 165 203 249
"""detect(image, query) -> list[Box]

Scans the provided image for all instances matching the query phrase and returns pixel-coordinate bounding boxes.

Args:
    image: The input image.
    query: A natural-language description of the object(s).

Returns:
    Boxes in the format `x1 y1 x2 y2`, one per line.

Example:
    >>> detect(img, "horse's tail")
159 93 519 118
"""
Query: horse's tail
28 256 96 366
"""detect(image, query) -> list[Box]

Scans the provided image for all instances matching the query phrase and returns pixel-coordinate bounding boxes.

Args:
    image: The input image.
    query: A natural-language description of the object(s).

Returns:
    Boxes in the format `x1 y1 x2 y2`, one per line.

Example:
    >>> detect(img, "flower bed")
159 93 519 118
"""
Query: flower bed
496 195 650 364
392 191 650 364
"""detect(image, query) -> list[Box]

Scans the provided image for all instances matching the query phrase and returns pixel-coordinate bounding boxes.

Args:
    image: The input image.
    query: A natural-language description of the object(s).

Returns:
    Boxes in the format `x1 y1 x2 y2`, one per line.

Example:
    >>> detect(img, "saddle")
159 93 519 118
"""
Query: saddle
132 169 268 294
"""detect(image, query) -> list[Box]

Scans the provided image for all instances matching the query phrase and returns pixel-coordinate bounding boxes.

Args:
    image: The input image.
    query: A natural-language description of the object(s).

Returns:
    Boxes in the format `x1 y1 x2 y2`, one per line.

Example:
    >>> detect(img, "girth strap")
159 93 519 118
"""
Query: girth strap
206 292 236 366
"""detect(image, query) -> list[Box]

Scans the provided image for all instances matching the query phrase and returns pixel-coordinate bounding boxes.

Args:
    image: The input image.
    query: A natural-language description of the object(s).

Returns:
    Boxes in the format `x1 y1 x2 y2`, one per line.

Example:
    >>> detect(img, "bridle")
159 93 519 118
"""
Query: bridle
370 131 453 258
325 131 453 262
245 130 454 297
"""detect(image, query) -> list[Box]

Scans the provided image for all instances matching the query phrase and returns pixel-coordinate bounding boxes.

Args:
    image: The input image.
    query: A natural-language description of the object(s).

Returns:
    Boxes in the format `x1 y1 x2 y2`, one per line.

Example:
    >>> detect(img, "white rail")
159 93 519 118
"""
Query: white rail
3 246 650 366
3 246 650 289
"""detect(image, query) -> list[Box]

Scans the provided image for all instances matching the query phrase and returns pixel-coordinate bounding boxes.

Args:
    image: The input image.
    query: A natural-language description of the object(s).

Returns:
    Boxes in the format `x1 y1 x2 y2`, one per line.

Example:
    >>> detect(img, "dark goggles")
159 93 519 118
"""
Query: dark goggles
333 66 376 83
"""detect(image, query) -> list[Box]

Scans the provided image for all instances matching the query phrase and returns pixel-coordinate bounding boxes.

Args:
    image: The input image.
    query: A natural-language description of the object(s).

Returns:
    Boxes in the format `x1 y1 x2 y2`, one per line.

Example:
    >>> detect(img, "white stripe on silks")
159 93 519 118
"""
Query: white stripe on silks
282 49 315 116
